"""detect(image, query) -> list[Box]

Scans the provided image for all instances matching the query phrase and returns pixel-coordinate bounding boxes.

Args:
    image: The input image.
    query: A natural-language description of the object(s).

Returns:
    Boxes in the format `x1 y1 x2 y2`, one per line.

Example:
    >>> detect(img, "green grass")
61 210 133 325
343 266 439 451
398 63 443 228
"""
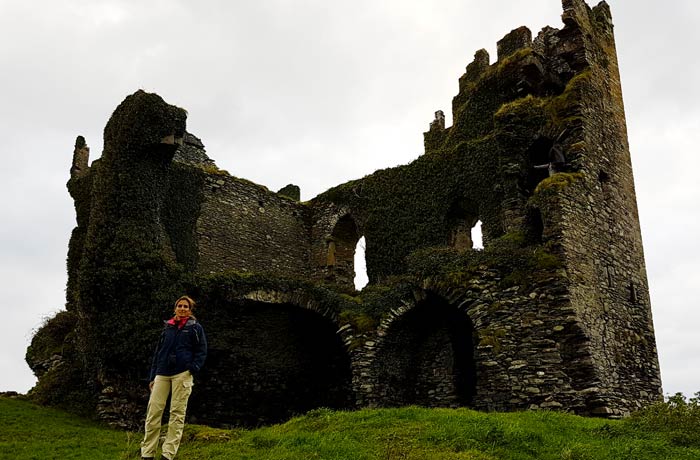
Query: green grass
1 397 699 460
0 397 137 459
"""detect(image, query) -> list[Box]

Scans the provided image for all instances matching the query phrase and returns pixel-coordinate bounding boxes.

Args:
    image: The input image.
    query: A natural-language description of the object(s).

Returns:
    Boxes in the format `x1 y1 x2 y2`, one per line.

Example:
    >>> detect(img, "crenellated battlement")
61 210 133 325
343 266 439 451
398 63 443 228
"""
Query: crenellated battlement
497 26 532 62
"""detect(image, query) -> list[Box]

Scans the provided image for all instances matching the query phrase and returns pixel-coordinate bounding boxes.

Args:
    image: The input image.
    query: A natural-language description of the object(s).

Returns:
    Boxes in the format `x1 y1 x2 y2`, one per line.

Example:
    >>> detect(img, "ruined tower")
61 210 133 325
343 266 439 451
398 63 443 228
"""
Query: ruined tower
27 0 661 427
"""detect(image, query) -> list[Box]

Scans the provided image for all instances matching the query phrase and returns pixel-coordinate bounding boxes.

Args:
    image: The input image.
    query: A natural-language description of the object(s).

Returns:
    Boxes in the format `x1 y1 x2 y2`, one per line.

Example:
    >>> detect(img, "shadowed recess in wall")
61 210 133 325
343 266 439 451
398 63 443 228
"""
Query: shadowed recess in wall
373 293 476 408
189 300 353 427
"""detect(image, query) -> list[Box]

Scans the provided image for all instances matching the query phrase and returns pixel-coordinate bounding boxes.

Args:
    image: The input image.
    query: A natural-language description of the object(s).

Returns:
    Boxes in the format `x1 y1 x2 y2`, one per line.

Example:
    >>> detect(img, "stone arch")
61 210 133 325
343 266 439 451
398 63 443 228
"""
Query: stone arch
371 290 477 408
190 290 355 426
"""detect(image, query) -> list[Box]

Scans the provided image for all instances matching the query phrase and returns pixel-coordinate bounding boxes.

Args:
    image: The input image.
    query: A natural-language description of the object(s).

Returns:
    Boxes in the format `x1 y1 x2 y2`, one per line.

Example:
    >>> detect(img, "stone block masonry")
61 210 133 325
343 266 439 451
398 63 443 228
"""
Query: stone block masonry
196 174 311 278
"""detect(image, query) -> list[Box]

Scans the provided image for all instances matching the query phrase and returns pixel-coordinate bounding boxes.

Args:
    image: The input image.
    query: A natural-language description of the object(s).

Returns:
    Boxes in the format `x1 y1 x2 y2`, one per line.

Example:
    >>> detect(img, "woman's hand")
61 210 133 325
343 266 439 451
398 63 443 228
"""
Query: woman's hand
149 381 154 392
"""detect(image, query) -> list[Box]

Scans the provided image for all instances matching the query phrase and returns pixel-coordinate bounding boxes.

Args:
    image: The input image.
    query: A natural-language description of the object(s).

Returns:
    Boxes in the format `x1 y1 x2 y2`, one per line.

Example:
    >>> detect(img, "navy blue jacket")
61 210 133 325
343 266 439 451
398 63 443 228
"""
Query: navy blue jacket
149 316 207 382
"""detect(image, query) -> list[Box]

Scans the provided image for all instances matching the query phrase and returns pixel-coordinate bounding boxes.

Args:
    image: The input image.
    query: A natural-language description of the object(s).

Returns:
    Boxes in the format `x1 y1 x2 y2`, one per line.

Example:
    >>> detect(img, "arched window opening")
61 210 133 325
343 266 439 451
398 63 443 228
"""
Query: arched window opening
325 215 360 288
354 236 368 291
447 198 480 250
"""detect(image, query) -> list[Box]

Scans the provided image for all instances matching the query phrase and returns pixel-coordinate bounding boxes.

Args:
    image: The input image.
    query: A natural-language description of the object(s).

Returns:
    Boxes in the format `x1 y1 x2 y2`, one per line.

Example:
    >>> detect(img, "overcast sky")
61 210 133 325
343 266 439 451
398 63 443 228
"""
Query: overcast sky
1 0 698 399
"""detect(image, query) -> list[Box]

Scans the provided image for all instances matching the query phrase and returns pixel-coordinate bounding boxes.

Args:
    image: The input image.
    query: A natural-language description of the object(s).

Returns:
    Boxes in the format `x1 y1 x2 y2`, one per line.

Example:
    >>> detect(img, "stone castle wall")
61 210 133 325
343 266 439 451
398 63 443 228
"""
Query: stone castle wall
195 174 311 278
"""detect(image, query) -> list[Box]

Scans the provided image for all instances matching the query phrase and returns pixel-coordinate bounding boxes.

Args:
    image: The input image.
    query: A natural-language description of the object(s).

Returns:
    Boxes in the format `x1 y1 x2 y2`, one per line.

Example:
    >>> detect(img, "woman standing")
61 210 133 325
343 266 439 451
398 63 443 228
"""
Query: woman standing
141 295 207 460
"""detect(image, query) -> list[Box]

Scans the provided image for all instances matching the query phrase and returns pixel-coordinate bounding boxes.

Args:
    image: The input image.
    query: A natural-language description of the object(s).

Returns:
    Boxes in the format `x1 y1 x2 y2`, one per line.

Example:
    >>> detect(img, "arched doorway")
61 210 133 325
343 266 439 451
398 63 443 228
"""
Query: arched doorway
373 293 476 407
191 300 353 426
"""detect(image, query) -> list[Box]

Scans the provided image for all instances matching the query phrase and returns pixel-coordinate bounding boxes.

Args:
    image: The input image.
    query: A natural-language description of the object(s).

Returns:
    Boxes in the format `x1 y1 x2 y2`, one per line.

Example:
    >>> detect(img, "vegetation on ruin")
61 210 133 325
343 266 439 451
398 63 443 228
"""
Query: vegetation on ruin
316 44 591 285
196 163 230 176
3 394 700 460
191 270 352 314
73 92 192 373
491 67 591 136
24 311 95 416
404 232 562 291
317 133 501 281
533 171 585 195
547 70 592 126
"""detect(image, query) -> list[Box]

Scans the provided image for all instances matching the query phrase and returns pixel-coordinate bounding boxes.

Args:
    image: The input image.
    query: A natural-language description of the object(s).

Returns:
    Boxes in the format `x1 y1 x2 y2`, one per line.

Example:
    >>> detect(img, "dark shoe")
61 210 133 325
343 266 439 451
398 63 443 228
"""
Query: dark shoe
161 456 170 460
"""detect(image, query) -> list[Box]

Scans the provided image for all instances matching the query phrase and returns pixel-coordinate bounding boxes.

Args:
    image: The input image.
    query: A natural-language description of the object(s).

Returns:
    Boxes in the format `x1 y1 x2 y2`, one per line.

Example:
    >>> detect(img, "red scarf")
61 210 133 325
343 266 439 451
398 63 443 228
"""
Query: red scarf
168 316 190 329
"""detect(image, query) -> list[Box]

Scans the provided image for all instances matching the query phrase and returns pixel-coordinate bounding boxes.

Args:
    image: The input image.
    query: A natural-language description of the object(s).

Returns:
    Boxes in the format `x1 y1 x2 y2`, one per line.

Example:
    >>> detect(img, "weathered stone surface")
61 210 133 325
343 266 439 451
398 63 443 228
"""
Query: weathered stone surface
70 135 89 178
497 26 532 62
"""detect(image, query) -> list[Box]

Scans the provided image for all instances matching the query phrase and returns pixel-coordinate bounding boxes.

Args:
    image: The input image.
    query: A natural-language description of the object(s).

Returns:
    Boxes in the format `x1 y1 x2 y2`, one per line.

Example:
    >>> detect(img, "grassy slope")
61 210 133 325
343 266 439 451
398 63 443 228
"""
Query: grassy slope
0 397 136 460
1 397 698 460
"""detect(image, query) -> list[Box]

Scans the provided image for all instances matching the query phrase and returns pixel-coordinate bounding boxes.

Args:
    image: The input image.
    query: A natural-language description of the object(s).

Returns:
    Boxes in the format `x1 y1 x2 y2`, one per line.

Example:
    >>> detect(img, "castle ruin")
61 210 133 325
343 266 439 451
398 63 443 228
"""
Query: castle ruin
26 0 662 428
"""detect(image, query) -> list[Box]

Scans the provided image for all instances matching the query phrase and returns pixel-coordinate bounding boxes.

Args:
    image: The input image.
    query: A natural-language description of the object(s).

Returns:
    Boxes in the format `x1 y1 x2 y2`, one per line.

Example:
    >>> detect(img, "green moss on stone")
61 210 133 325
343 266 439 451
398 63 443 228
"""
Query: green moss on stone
534 172 584 195
478 327 507 353
339 311 378 333
494 94 547 120
547 70 592 125
198 163 230 176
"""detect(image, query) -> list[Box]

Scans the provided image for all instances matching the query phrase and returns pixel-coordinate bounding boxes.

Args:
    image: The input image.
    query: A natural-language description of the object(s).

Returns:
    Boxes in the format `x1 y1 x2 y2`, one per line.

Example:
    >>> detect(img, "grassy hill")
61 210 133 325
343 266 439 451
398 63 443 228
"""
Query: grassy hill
1 395 698 460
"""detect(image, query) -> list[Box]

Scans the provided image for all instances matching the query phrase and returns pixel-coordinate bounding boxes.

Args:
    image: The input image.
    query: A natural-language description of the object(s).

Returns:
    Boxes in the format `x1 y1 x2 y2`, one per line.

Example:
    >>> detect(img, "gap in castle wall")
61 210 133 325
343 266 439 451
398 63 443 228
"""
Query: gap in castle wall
472 221 484 249
354 236 368 290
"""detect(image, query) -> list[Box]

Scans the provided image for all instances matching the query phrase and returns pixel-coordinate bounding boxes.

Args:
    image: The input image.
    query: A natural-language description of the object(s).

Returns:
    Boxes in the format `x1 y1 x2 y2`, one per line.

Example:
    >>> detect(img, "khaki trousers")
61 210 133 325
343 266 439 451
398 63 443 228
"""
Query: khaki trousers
141 370 194 460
